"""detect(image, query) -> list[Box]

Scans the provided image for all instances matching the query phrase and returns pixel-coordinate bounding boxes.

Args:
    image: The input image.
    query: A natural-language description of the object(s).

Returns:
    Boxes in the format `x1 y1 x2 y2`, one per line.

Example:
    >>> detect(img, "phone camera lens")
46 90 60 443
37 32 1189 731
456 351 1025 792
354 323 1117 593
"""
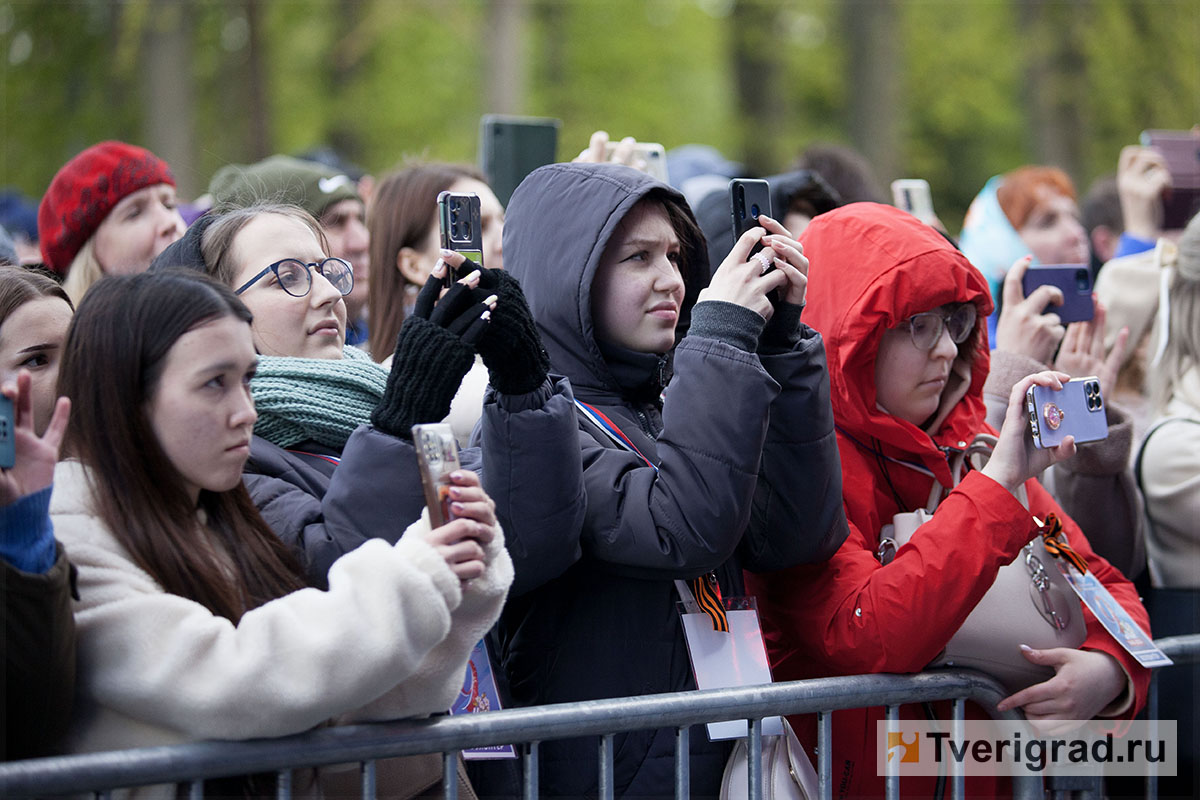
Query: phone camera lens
750 204 761 218
1075 269 1090 292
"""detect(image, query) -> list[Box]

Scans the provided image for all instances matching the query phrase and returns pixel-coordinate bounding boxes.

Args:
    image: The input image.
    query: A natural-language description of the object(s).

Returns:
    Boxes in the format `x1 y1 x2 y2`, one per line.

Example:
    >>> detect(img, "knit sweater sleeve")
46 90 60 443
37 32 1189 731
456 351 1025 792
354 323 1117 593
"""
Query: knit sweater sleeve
54 466 510 741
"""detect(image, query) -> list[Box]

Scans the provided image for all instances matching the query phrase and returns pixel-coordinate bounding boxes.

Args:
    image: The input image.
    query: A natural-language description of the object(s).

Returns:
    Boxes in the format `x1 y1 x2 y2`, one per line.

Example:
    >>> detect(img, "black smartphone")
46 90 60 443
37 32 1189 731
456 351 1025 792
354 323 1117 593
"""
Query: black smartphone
1027 377 1108 449
479 114 561 207
729 178 772 260
1139 129 1200 230
413 423 461 527
0 394 13 469
1020 264 1095 323
437 191 483 288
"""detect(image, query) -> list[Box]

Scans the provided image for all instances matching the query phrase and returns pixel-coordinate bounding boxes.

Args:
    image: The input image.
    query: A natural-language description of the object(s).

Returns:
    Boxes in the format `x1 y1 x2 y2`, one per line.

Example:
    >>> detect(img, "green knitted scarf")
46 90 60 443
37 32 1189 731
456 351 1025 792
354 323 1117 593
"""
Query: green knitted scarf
251 346 388 450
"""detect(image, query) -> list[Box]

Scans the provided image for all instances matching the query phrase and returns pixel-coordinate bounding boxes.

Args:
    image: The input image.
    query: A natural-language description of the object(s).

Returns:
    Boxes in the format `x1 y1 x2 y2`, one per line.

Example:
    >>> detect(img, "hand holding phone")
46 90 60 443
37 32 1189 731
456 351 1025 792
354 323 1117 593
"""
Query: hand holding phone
438 191 484 287
1027 376 1108 449
1020 264 1094 324
1139 129 1200 230
729 178 772 262
0 370 70 507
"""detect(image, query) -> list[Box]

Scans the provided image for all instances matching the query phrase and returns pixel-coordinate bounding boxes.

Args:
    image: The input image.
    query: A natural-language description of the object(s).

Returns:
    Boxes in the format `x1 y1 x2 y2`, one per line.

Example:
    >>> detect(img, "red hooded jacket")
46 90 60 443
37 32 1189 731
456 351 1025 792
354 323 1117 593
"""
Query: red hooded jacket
746 204 1150 799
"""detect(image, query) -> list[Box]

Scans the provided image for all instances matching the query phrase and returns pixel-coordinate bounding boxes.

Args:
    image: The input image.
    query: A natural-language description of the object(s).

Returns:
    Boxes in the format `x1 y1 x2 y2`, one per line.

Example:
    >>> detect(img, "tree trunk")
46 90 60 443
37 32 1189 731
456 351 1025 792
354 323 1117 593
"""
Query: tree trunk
485 0 527 114
142 0 197 197
1019 0 1089 183
841 0 900 183
731 0 786 175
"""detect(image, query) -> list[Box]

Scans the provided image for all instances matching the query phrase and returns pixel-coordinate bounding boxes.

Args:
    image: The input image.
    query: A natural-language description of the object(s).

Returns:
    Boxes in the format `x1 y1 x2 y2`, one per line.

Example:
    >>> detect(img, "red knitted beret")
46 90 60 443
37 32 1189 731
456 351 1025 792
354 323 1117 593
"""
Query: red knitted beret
38 141 175 274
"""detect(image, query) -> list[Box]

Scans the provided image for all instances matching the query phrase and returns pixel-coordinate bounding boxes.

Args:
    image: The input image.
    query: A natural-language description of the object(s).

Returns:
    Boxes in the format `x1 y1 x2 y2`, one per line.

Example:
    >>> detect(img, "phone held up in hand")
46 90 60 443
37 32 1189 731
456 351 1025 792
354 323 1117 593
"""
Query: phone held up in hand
603 140 670 183
413 423 461 527
478 114 560 207
0 393 13 469
891 178 937 225
1020 264 1095 324
1026 377 1108 449
437 191 484 288
729 178 772 262
1139 129 1200 230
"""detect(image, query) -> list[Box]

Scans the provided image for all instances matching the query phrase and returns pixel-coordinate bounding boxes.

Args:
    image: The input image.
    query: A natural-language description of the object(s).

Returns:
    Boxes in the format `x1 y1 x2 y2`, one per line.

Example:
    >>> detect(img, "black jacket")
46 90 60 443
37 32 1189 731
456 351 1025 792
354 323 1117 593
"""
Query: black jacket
483 163 847 798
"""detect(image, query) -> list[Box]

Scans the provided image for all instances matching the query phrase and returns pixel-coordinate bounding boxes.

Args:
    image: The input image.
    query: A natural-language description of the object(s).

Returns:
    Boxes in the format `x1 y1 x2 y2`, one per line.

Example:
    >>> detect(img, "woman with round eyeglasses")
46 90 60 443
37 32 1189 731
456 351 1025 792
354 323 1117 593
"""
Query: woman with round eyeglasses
746 203 1150 799
150 203 581 596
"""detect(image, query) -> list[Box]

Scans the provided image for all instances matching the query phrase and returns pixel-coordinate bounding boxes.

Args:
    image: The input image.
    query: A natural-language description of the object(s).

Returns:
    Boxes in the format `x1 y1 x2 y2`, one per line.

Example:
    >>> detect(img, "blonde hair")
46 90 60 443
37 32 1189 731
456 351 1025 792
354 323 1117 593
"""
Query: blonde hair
61 237 104 306
1149 213 1200 412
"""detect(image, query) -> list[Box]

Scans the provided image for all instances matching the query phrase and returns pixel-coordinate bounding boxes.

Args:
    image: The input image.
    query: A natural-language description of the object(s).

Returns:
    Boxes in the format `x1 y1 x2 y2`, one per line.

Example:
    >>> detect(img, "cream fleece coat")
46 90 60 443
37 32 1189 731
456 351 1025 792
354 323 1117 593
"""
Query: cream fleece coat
51 460 513 778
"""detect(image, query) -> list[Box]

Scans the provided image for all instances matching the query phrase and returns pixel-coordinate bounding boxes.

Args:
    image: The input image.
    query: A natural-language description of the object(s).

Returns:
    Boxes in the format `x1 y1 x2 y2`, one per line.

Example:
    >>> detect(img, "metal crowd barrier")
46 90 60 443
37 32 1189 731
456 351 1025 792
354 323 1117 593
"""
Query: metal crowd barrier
2 634 1196 800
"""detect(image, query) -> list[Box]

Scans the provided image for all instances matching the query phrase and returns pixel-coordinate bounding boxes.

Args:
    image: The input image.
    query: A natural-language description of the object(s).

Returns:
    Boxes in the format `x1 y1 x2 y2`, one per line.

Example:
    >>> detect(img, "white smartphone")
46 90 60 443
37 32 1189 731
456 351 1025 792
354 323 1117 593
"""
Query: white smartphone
891 178 937 224
604 141 669 184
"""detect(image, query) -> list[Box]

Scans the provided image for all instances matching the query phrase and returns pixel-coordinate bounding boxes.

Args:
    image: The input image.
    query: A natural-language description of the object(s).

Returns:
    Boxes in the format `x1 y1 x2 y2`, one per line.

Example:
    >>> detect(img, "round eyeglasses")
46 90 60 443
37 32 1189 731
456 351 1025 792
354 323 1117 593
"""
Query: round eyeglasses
234 257 355 298
900 303 977 350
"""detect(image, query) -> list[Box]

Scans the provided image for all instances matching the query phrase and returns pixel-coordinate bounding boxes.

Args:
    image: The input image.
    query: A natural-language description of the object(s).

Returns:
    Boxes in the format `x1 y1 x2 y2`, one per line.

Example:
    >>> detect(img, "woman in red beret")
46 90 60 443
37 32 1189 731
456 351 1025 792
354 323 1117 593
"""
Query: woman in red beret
37 141 185 304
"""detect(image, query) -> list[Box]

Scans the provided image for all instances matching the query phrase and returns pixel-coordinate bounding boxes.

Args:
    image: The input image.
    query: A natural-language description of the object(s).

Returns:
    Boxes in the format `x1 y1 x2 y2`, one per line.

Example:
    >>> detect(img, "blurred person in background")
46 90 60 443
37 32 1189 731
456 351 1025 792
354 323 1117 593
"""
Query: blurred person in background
1136 210 1200 800
793 142 887 205
366 163 504 446
0 191 41 264
959 165 1089 344
37 141 185 305
209 155 373 349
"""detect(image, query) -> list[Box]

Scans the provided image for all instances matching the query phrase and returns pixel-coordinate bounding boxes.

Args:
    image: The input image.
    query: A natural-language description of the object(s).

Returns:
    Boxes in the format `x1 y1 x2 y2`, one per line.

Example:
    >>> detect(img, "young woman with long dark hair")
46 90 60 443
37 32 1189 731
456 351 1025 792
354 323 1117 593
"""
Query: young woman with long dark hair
50 270 511 796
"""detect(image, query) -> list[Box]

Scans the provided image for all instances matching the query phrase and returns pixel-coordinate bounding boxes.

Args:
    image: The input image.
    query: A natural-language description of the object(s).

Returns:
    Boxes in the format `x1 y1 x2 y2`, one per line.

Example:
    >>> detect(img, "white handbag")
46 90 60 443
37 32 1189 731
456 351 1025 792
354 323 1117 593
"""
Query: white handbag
720 718 818 800
877 434 1086 693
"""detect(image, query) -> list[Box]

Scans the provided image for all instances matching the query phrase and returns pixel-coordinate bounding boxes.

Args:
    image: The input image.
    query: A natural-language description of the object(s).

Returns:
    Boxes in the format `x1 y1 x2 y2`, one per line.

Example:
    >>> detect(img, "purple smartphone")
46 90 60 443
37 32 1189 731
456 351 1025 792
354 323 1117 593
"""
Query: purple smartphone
1026 377 1108 449
1021 264 1094 323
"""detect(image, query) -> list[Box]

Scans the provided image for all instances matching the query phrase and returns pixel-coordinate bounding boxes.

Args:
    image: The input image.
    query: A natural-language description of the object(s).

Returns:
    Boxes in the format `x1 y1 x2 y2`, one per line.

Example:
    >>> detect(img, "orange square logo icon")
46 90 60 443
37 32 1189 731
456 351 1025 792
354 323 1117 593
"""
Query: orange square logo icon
886 731 920 764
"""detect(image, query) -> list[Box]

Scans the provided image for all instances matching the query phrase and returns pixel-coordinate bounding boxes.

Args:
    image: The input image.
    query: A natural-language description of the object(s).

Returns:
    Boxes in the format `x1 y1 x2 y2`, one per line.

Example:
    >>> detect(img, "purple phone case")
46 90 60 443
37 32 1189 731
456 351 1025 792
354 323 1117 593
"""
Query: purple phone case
1027 378 1108 448
1021 264 1094 323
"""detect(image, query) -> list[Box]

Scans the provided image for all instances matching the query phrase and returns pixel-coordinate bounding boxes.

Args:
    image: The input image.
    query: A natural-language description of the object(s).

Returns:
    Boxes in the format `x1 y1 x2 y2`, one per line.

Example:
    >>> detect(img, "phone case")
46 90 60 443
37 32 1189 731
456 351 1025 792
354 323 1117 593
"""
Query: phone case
438 191 484 282
891 178 936 223
1021 264 1094 323
478 114 560 207
729 179 772 257
413 423 461 527
0 395 13 469
1026 377 1108 449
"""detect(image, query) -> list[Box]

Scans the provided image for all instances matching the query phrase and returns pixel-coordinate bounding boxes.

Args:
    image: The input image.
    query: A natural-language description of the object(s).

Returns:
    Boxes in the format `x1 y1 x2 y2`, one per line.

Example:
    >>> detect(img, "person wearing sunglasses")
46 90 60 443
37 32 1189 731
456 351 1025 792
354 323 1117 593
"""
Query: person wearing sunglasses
745 203 1150 799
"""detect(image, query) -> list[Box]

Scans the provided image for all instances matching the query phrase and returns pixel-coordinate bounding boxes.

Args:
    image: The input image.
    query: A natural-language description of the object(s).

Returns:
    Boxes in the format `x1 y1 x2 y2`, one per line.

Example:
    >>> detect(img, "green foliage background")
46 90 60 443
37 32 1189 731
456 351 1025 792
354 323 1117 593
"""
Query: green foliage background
3 0 1198 229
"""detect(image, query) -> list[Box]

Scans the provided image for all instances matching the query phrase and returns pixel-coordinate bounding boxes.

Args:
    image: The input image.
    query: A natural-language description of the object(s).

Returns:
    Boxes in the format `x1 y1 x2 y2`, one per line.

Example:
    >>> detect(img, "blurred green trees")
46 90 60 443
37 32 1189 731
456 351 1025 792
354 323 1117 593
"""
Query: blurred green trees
3 0 1197 229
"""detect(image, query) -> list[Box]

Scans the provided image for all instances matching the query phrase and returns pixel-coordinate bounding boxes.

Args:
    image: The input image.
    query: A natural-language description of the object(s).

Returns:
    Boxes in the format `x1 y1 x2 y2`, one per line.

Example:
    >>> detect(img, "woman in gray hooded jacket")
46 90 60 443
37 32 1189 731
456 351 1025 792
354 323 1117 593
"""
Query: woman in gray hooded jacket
483 162 848 798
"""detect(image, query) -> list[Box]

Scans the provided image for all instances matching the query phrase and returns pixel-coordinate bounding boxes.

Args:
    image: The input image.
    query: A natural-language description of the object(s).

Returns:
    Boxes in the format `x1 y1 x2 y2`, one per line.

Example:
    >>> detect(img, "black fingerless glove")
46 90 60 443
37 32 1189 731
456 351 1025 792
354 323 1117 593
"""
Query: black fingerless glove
371 275 491 439
473 268 551 395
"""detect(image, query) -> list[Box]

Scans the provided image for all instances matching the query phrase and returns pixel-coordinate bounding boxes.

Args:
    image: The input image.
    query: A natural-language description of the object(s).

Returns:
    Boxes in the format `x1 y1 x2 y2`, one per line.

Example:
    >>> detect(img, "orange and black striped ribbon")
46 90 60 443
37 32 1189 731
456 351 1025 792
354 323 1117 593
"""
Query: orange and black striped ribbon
1038 513 1089 575
689 573 730 633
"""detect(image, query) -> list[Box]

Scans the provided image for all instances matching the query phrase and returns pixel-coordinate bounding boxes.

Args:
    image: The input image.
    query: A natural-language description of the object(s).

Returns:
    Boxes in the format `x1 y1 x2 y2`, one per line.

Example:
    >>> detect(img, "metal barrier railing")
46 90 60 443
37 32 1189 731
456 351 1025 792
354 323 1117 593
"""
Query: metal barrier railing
1 634 1196 800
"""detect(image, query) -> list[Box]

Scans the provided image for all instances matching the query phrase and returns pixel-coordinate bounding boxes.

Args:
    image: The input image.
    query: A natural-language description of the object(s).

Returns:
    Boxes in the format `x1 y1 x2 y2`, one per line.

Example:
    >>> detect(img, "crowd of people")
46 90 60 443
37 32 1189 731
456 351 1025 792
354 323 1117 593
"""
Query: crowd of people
1 128 1197 799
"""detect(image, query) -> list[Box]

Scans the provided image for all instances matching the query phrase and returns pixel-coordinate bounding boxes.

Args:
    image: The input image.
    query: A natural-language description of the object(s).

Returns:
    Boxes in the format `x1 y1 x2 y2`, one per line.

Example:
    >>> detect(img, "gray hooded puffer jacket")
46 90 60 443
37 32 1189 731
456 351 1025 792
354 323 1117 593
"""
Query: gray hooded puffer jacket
480 163 847 799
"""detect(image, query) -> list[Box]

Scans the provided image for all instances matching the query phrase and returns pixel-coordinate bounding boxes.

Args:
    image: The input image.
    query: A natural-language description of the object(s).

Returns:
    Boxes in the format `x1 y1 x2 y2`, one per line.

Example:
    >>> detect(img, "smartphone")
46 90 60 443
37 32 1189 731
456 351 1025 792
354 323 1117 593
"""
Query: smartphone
891 178 937 224
603 141 670 184
1021 264 1094 323
437 190 483 287
413 423 461 527
1026 377 1108 449
729 178 772 260
1139 129 1200 230
479 114 560 207
0 394 13 469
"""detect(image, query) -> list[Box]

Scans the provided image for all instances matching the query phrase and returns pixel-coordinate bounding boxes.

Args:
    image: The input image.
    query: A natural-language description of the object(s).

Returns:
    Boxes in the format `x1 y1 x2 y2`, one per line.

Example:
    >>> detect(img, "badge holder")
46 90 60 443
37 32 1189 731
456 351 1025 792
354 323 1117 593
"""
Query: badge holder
676 580 784 741
449 639 518 759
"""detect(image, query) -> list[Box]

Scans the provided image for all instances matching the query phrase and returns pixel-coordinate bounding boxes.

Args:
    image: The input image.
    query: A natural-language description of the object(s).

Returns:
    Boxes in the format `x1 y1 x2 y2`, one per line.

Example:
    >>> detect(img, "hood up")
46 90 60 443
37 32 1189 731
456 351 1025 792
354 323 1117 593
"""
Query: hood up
502 163 709 404
799 203 994 485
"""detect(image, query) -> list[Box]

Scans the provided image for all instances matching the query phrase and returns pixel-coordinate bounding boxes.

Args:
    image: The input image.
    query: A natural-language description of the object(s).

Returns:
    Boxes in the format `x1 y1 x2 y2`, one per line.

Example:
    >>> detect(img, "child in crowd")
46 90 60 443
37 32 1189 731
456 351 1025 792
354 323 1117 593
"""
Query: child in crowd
748 203 1150 798
483 162 848 797
50 270 511 797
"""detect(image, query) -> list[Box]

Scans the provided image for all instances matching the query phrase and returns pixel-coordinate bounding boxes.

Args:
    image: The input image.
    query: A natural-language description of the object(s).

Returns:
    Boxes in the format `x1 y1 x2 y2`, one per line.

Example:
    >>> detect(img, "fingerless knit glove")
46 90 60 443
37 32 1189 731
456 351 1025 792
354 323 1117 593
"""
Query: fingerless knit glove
371 276 491 439
473 268 551 395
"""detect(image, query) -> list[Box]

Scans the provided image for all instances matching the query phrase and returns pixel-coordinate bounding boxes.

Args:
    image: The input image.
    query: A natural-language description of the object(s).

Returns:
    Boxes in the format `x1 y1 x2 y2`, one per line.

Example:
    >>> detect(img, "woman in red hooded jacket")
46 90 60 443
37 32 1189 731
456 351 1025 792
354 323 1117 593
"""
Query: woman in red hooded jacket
746 203 1150 799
